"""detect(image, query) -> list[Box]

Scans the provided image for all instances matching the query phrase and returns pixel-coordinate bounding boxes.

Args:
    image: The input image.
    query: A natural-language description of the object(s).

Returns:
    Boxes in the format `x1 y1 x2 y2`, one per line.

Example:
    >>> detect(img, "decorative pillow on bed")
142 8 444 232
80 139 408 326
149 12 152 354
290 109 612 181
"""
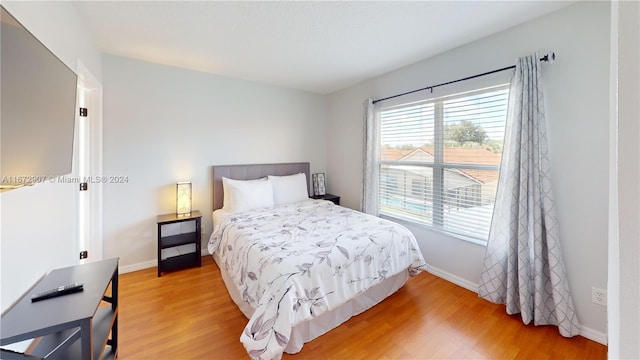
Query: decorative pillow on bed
268 173 309 205
222 177 274 212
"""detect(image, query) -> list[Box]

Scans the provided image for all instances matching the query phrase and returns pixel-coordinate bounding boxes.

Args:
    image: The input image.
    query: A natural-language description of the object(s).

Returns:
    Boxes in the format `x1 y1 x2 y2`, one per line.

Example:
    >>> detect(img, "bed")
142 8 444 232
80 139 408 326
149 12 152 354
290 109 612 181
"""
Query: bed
208 162 426 360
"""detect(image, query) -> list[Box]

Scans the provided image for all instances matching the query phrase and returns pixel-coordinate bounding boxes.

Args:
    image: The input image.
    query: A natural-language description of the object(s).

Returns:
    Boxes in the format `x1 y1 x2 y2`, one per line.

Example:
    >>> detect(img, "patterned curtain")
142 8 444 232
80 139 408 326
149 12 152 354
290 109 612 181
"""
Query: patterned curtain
362 99 379 215
477 53 580 337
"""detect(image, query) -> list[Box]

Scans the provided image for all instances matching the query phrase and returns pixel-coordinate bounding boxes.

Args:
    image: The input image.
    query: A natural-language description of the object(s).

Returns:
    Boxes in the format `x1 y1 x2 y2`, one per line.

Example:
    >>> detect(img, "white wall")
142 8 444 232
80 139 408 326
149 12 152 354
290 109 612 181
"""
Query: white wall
102 55 327 271
0 1 102 311
609 0 640 358
326 1 610 341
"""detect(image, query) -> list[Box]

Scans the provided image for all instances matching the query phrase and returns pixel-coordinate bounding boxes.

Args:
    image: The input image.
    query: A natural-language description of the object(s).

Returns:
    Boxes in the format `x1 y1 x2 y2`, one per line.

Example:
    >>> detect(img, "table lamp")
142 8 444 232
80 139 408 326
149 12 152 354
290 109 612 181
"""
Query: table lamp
176 182 192 216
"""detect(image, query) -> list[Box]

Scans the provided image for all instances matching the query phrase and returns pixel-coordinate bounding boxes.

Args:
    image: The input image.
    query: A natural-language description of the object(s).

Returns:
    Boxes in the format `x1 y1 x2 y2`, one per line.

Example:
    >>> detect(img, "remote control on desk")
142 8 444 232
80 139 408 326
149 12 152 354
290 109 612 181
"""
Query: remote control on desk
31 283 84 302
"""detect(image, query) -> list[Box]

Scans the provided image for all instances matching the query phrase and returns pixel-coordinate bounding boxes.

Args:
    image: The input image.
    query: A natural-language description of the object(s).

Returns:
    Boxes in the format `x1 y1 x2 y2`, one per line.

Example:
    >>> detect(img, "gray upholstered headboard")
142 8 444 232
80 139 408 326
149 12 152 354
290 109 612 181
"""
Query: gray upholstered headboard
212 162 311 211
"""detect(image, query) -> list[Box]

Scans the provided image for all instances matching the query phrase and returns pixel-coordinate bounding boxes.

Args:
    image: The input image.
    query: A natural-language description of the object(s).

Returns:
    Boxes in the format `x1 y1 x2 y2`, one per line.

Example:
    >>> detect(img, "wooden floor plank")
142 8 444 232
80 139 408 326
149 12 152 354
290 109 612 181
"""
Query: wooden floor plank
117 256 607 359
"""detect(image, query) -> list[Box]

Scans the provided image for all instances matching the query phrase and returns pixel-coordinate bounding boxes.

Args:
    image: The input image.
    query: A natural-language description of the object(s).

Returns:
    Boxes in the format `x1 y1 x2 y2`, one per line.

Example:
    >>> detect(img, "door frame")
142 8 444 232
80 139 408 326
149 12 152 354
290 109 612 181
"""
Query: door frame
76 61 104 262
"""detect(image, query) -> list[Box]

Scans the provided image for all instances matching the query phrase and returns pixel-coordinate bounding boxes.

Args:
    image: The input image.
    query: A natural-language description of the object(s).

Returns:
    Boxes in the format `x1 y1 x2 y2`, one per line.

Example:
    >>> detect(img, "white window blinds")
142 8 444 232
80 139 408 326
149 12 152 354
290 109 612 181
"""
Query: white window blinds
378 85 509 243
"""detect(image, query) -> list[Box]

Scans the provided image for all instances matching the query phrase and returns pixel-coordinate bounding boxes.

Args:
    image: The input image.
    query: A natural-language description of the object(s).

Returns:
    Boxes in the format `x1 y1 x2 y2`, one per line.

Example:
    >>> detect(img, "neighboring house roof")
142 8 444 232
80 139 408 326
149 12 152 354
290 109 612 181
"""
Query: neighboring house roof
387 146 502 184
381 147 409 161
441 147 501 184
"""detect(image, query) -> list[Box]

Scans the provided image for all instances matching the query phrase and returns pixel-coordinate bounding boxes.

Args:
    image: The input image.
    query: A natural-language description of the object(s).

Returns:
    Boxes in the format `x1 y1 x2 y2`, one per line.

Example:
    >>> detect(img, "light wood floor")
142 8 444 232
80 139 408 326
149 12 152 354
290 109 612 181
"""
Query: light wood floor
117 256 607 359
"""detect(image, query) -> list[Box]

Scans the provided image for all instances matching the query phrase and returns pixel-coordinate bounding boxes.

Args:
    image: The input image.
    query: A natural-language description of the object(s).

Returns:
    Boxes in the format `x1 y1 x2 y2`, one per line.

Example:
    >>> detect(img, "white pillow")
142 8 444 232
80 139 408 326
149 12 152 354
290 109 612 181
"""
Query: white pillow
222 177 274 212
268 173 309 205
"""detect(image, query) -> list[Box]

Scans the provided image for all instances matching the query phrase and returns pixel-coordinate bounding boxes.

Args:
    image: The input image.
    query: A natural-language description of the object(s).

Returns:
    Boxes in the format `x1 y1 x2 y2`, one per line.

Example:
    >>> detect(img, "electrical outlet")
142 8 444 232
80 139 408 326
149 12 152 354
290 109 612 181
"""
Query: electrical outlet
591 287 607 306
79 250 88 260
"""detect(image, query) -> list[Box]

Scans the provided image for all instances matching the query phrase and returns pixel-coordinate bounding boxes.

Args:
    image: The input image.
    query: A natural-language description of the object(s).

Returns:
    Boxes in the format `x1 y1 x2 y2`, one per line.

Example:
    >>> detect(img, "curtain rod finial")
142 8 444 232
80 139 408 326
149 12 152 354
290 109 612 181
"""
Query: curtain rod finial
542 52 556 64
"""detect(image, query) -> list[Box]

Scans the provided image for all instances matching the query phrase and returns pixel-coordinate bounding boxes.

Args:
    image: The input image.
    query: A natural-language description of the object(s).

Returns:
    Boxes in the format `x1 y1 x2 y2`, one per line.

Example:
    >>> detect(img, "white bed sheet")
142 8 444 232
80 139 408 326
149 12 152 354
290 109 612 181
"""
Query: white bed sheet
208 200 425 360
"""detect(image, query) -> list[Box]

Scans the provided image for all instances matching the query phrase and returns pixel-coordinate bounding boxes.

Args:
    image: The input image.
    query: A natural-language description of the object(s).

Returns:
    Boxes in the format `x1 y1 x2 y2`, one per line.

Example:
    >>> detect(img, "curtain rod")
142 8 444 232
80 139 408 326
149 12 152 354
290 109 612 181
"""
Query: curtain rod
372 52 556 104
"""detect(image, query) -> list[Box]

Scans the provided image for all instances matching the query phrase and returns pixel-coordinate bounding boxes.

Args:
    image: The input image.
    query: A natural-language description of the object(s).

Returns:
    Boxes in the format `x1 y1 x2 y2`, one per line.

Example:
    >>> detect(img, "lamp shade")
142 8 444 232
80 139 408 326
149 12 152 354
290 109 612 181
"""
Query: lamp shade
176 182 192 215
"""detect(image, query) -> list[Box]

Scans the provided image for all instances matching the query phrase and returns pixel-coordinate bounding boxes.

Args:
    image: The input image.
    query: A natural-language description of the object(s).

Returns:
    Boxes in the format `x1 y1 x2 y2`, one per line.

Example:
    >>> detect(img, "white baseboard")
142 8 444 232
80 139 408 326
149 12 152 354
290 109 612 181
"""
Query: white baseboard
119 259 157 274
425 264 479 293
424 264 607 345
580 325 608 345
118 250 211 274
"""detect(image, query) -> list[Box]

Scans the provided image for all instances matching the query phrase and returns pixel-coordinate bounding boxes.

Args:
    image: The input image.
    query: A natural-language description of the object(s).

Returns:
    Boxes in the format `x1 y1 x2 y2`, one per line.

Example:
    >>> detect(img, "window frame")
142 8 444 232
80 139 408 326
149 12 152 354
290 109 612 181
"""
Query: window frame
377 84 509 245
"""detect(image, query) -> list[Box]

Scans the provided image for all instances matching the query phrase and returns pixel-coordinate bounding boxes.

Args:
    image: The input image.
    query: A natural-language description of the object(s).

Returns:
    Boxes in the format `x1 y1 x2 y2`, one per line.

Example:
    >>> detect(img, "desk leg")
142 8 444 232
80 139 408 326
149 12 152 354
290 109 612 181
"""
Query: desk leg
80 318 93 359
112 266 118 352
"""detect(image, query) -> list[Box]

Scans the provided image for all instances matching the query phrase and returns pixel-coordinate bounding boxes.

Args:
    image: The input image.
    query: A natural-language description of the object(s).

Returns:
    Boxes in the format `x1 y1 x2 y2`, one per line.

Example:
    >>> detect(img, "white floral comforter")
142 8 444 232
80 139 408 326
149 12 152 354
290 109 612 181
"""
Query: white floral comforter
208 200 426 360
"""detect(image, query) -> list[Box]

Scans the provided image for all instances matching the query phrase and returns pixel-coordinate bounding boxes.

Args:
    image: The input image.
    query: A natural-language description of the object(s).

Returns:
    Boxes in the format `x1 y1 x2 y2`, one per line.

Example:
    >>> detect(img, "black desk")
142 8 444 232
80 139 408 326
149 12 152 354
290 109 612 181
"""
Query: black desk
1 258 119 360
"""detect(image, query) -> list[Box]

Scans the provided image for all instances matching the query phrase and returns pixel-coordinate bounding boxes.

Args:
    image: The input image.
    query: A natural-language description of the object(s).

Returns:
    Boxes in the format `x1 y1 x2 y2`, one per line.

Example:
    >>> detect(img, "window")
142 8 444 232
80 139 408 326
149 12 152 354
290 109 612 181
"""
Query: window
378 85 509 243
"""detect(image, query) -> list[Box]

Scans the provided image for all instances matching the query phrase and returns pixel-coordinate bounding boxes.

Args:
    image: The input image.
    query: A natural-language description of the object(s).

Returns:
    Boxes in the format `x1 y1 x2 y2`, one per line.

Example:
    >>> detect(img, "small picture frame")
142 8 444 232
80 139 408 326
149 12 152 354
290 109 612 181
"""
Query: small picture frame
312 174 319 195
314 173 326 196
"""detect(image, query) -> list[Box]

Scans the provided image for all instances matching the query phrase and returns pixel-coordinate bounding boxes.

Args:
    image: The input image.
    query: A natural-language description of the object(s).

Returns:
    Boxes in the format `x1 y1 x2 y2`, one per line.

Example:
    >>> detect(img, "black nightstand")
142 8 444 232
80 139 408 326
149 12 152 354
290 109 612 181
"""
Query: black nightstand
312 193 340 205
156 210 202 277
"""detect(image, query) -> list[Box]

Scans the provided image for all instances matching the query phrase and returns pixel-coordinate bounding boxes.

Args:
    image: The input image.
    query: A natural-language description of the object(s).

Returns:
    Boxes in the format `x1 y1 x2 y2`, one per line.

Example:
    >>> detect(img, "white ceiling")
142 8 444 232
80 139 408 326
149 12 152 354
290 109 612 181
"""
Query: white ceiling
73 1 575 94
